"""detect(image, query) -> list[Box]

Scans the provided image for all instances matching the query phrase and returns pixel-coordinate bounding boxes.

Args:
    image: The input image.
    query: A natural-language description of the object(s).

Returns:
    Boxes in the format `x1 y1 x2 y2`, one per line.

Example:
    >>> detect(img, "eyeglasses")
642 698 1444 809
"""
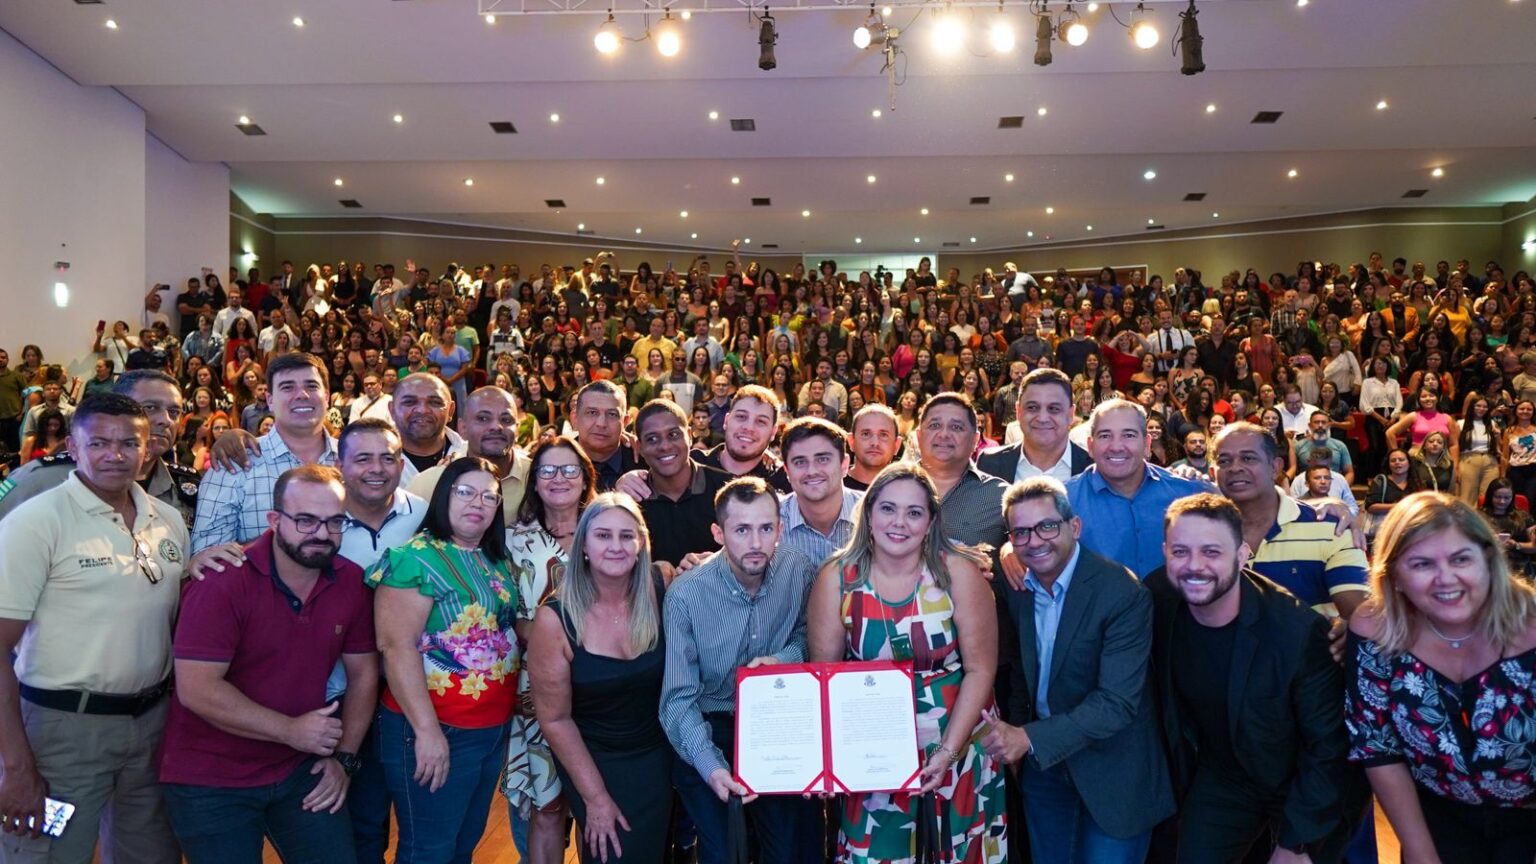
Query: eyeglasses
536 464 583 480
277 511 348 535
131 534 163 585
1008 520 1064 544
451 484 503 507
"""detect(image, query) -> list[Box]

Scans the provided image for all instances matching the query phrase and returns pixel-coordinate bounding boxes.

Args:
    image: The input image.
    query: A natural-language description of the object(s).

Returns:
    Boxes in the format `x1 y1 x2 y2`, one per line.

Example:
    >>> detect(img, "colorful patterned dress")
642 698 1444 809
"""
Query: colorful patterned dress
366 534 519 729
837 563 1007 864
502 521 568 813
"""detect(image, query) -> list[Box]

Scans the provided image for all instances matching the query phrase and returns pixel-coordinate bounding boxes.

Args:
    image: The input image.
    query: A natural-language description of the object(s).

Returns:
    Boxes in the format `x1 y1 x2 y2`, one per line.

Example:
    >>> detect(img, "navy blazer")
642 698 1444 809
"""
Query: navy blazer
977 441 1091 483
1005 548 1175 838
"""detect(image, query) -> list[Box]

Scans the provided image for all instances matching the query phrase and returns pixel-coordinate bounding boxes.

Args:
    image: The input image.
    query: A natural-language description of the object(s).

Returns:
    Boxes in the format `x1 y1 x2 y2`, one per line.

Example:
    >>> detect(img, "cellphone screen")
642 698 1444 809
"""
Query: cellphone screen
29 798 74 838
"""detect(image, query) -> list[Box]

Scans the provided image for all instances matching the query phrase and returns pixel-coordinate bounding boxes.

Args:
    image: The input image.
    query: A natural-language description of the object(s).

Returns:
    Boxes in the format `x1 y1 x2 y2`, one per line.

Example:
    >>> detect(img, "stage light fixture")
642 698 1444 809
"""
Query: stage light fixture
758 10 778 70
1034 13 1054 65
594 12 621 54
1058 3 1088 46
930 6 964 56
1129 4 1158 49
1176 0 1204 75
989 7 1017 53
654 11 682 57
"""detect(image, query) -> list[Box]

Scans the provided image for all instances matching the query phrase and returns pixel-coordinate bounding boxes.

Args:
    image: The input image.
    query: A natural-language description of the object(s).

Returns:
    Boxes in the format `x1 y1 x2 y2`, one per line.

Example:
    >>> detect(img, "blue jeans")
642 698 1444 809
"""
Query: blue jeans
351 713 393 864
376 707 508 864
1020 761 1151 864
163 757 355 864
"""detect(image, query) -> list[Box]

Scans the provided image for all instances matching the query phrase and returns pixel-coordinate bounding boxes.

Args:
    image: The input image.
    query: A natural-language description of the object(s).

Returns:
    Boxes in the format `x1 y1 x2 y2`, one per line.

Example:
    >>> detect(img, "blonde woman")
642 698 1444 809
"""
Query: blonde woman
1346 492 1536 861
1409 430 1455 494
527 494 670 864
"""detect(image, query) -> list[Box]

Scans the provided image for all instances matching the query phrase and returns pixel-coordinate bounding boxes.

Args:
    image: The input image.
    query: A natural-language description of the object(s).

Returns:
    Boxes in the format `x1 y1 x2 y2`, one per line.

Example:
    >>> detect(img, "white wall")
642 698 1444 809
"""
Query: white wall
145 135 229 295
0 28 147 376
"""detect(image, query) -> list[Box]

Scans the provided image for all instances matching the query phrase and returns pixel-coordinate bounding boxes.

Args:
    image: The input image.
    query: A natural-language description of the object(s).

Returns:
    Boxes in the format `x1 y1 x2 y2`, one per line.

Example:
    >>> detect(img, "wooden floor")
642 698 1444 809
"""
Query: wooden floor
254 791 1401 863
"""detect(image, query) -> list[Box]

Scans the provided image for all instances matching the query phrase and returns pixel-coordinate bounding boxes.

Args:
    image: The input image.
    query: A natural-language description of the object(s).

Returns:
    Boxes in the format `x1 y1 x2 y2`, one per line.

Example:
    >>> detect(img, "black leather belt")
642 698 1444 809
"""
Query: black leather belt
20 679 171 717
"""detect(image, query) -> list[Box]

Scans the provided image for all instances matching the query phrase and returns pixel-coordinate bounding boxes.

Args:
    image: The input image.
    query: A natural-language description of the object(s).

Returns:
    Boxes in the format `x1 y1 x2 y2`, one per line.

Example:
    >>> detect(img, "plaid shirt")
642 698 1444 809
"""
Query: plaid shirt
191 428 339 553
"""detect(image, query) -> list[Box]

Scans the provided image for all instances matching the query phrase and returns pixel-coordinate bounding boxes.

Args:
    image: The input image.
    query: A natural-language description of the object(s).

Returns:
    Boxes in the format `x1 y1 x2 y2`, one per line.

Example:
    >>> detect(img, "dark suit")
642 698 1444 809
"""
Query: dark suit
977 441 1091 482
1146 568 1367 863
1006 549 1175 852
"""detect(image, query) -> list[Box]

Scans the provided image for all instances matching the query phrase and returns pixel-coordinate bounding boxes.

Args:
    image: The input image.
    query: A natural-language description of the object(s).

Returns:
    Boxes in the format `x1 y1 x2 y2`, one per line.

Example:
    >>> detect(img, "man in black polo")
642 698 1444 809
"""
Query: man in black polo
618 399 730 575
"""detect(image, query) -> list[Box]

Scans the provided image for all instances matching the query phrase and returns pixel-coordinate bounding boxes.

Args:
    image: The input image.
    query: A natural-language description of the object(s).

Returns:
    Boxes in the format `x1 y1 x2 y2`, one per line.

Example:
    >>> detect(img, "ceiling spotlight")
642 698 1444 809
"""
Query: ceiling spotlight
1376 99 1389 111
1296 0 1308 6
1087 1 1099 9
1086 225 1094 231
463 178 474 186
1027 230 1034 237
1037 106 1048 117
1005 173 1015 182
855 237 863 244
758 10 778 71
1129 4 1158 49
1212 212 1220 218
802 209 812 217
1287 168 1299 178
867 175 878 184
743 238 751 244
1432 167 1444 177
1148 218 1155 224
594 13 621 54
930 6 964 55
578 223 586 230
882 6 892 16
1034 13 1054 65
920 208 930 215
989 10 1017 53
1176 0 1203 75
333 178 344 187
392 113 404 123
654 11 682 57
238 115 251 125
1205 103 1217 113
708 110 719 120
681 10 692 19
680 210 689 218
970 237 978 243
872 109 883 118
1058 3 1088 46
691 232 699 239
730 176 741 184
549 113 560 123
596 176 606 185
1523 239 1536 251
1046 206 1055 214
853 6 881 49
485 13 496 24
635 227 643 234
1144 169 1157 180
104 18 118 29
291 16 305 28
914 237 921 243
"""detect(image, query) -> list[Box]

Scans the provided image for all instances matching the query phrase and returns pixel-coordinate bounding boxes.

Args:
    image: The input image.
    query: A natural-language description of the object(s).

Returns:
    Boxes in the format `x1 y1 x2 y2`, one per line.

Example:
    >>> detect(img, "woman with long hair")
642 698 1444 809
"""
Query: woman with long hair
1166 345 1202 411
527 494 670 864
1410 430 1455 493
1346 493 1536 861
1258 406 1299 480
1505 400 1536 505
807 464 1005 864
1456 396 1499 506
504 439 597 864
1480 477 1536 578
21 407 68 464
188 411 231 472
369 457 519 864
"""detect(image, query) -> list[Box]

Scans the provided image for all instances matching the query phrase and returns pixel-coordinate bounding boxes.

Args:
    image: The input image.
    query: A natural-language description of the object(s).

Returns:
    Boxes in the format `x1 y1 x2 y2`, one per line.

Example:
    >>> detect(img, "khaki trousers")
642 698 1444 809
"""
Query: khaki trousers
1456 451 1499 507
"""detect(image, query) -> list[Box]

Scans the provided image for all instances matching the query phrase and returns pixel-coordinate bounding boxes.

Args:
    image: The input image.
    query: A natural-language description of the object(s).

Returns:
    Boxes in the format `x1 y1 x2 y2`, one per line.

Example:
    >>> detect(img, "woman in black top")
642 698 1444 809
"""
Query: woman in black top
528 493 670 864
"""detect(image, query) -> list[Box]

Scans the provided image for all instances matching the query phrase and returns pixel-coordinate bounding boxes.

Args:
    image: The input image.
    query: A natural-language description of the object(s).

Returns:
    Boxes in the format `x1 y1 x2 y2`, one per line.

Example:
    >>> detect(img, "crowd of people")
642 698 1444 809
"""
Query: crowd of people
0 246 1533 864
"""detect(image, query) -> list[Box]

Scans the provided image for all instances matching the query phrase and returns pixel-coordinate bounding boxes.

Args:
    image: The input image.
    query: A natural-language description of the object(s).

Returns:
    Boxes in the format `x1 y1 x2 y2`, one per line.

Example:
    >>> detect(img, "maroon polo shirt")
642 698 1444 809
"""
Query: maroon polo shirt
160 531 375 787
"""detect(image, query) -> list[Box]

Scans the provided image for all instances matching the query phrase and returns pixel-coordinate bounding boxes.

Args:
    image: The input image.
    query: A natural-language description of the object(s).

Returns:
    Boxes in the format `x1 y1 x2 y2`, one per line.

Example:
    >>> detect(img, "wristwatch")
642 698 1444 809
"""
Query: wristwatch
332 751 362 777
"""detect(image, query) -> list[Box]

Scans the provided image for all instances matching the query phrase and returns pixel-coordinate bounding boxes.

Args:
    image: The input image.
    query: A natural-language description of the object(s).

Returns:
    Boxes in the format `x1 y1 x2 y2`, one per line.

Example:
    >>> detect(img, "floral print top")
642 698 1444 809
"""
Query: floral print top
367 534 519 729
1345 635 1536 808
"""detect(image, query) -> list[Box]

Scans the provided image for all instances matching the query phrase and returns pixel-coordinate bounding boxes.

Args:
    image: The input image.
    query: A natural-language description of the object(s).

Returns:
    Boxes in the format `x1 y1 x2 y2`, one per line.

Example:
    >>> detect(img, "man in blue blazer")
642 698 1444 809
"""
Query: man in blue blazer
977 369 1091 484
982 476 1174 864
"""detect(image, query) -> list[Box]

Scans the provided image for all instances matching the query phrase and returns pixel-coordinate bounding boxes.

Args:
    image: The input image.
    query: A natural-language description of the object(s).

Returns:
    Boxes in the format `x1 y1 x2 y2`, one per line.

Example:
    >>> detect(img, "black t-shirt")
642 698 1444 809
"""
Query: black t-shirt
1172 608 1248 787
403 441 450 474
176 291 211 337
639 461 731 566
584 340 622 369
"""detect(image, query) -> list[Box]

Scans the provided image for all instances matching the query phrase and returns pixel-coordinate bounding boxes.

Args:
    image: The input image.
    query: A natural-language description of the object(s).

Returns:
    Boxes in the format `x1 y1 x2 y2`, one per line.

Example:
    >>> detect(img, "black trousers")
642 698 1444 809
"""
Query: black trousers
1173 769 1352 864
1419 786 1536 863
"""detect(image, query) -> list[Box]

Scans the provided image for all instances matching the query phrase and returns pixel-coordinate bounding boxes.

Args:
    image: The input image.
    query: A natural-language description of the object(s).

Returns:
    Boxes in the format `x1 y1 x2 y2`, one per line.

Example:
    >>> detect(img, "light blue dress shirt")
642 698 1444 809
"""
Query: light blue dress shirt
1065 463 1211 579
1023 545 1080 720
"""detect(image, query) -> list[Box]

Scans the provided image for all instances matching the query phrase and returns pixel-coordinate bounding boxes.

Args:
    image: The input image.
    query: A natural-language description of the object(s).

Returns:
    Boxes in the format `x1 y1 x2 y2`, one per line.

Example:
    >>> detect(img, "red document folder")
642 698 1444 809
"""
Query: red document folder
733 659 921 796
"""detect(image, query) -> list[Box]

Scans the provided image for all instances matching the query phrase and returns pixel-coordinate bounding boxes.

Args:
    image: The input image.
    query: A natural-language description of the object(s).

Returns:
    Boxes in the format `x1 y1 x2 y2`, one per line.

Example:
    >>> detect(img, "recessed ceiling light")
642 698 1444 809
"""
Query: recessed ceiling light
708 110 719 121
1375 99 1389 111
1005 173 1015 182
1432 167 1445 177
1037 107 1048 117
1147 217 1155 224
1026 230 1034 237
334 178 344 187
1045 206 1055 214
238 115 251 125
1143 169 1157 180
691 232 698 239
104 18 118 29
681 10 691 19
867 175 877 184
549 113 560 123
485 13 496 23
969 237 977 243
855 237 863 244
1287 168 1299 178
881 6 892 15
1205 103 1217 113
392 113 404 124
913 237 921 243
1212 211 1220 218
680 210 689 218
1296 0 1308 6
578 223 585 230
1086 225 1093 231
634 227 642 234
1086 1 1099 9
463 178 474 186
596 176 605 185
920 208 929 215
802 209 811 217
743 238 751 244
872 109 882 118
730 176 741 185
292 16 305 28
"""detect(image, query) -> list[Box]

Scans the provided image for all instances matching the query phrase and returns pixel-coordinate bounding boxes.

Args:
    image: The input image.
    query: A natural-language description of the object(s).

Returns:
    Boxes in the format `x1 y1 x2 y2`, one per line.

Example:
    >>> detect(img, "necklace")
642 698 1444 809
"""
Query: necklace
1425 618 1476 649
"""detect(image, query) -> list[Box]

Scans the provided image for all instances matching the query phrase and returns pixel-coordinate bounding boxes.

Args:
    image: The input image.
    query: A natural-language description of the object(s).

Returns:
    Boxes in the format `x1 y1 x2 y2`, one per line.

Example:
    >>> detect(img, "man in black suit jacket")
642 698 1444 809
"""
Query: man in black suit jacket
1150 494 1366 864
977 369 1090 484
983 477 1174 863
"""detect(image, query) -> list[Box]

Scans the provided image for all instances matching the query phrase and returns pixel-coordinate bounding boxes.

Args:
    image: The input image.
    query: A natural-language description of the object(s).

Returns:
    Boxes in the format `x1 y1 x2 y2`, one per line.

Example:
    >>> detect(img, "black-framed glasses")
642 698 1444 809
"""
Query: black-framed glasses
536 464 583 480
277 511 348 535
450 485 503 507
1008 520 1064 544
131 535 163 585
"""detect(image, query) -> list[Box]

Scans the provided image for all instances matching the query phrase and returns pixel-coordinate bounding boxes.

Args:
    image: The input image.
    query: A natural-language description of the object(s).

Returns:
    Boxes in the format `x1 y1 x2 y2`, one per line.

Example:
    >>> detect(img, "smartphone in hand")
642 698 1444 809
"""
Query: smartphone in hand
26 798 75 838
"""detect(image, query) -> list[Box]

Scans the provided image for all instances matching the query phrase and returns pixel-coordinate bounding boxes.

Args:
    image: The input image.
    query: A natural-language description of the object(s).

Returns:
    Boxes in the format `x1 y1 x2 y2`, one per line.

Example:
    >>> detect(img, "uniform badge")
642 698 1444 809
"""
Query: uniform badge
159 539 183 563
180 482 200 498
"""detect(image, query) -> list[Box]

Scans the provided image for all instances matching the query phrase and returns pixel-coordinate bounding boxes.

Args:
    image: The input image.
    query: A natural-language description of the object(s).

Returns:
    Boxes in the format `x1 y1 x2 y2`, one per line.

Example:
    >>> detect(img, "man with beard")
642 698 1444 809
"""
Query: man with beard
1148 494 1364 864
570 380 638 491
0 370 200 525
660 478 820 864
407 387 529 521
845 405 901 490
159 466 379 863
1169 429 1212 478
697 386 788 492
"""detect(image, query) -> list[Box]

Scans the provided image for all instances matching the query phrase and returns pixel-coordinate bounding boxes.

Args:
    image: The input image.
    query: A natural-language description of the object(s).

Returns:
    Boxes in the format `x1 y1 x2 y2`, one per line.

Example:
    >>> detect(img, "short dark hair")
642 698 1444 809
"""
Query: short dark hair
635 398 688 433
1213 420 1280 466
713 476 777 522
273 465 344 513
918 392 980 430
113 369 180 398
338 418 400 460
1164 492 1243 548
423 457 509 562
267 351 329 389
71 393 147 430
1020 368 1072 404
781 416 848 460
575 379 626 412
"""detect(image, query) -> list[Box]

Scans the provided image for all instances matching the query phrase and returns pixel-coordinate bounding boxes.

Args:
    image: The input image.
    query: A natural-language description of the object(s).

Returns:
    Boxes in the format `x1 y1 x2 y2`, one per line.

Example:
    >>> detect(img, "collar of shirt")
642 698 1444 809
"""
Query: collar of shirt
1082 461 1164 500
1023 543 1081 600
649 457 712 501
1017 441 1074 483
63 470 160 532
695 549 783 603
345 488 421 531
1265 492 1303 543
259 427 340 465
244 530 337 583
780 488 861 536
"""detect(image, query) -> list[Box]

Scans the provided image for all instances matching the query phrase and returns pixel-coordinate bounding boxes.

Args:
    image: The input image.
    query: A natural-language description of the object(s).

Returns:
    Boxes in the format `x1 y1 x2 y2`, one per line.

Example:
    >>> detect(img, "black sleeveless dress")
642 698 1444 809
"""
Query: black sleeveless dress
548 574 672 864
